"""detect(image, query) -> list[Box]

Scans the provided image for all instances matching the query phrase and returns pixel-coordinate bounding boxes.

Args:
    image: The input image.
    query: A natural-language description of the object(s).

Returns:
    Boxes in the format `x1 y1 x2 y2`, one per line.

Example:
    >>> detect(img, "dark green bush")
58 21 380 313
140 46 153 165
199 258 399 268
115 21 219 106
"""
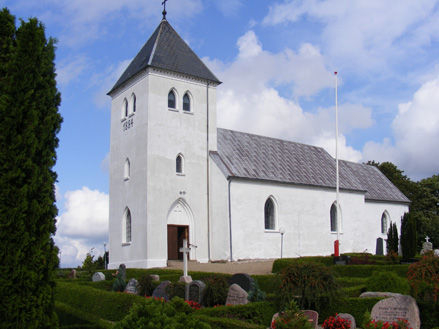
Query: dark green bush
271 300 312 329
202 275 229 307
407 251 439 302
247 280 266 302
137 275 157 297
275 263 342 312
332 265 409 278
55 301 112 329
193 315 265 329
401 212 418 261
113 297 211 329
112 271 126 292
272 257 333 273
166 281 186 299
366 271 410 294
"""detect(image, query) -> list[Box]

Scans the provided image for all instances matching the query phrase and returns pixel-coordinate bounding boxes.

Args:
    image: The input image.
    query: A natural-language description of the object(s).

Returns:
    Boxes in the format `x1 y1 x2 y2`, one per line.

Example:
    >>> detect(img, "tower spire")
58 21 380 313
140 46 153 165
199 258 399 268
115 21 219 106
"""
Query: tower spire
162 0 168 20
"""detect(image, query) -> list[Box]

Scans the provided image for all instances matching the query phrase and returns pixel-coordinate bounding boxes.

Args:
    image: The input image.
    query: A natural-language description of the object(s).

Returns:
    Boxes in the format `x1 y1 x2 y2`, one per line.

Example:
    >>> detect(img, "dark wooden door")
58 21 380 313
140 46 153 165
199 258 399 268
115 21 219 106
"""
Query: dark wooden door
167 225 189 260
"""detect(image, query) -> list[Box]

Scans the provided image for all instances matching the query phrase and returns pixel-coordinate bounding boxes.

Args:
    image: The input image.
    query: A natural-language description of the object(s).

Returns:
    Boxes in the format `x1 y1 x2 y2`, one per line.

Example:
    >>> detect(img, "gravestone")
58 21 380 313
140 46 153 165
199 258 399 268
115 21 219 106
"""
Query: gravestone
125 278 139 295
302 310 318 329
371 295 420 329
152 280 171 300
150 274 160 281
376 237 384 256
188 280 205 304
337 313 356 329
67 269 76 279
435 249 439 257
420 236 433 255
92 272 105 282
225 283 248 306
118 264 127 280
229 273 254 292
333 255 350 265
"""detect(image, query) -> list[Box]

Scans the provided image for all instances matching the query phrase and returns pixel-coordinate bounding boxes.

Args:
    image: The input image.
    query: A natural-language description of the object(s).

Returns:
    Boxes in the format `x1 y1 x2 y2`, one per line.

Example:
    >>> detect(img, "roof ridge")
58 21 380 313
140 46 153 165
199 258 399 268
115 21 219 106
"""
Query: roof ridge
148 21 164 66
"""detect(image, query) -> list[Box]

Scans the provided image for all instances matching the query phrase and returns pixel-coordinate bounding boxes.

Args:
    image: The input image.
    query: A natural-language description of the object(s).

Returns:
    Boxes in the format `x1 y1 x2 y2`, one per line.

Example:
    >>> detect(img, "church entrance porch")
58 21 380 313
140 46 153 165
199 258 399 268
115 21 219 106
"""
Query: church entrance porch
167 225 189 260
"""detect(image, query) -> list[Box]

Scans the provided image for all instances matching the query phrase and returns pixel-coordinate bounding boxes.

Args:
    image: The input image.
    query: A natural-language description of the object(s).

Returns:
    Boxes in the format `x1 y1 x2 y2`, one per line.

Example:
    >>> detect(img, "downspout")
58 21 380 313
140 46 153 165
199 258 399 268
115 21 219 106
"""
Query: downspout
228 178 233 261
206 82 211 261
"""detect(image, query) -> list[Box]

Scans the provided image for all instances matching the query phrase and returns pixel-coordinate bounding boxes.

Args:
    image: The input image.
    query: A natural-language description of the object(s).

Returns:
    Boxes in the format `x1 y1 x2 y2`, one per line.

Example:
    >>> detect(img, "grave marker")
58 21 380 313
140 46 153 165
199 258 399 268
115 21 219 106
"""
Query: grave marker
229 273 254 292
188 280 205 305
92 272 105 282
225 284 248 306
125 278 139 295
371 295 420 329
152 280 171 301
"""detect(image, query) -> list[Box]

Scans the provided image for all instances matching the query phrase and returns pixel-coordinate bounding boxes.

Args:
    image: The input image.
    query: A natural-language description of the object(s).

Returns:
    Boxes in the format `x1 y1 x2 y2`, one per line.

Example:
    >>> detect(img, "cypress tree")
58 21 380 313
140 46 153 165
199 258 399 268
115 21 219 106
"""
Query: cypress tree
0 8 62 328
401 212 418 261
386 221 399 254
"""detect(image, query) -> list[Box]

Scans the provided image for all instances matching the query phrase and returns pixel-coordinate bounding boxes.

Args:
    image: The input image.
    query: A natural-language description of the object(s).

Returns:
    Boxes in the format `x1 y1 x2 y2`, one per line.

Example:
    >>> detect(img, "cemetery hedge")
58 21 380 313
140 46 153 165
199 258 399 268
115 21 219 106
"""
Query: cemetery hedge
55 301 113 329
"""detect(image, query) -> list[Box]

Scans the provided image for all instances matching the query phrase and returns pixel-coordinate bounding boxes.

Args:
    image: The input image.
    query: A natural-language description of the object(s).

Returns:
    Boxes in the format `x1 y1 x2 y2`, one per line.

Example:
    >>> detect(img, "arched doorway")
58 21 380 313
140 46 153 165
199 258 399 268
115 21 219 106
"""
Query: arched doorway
166 198 195 260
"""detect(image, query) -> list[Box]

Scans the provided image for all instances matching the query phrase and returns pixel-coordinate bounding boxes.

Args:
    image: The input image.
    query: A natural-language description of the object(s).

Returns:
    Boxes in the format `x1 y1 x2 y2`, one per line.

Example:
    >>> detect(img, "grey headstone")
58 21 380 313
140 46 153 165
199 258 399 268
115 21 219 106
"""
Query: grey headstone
229 273 254 292
337 313 356 329
302 310 318 329
371 295 420 329
360 292 402 299
225 283 248 306
125 278 139 295
67 269 76 279
118 264 126 280
420 241 433 255
152 280 171 301
188 280 205 305
150 275 160 281
92 272 105 282
376 237 384 256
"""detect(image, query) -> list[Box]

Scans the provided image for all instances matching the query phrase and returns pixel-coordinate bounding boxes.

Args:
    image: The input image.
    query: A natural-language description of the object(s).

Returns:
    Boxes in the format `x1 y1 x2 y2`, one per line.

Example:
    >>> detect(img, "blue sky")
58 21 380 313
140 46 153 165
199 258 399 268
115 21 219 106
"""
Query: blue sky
3 0 439 268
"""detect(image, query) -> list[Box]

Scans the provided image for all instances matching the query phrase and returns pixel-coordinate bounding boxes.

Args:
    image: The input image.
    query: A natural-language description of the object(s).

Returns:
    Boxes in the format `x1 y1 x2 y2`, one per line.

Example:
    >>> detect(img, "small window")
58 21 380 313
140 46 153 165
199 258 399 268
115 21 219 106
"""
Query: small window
131 93 136 114
183 93 191 112
123 208 132 243
122 98 128 119
381 212 389 234
264 198 275 230
168 90 176 109
330 202 338 232
124 158 130 180
176 154 184 174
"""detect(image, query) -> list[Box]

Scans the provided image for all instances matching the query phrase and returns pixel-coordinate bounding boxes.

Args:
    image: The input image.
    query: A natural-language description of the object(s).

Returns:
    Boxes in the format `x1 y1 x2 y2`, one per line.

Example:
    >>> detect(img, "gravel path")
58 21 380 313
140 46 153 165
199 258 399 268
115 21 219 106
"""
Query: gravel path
163 259 276 275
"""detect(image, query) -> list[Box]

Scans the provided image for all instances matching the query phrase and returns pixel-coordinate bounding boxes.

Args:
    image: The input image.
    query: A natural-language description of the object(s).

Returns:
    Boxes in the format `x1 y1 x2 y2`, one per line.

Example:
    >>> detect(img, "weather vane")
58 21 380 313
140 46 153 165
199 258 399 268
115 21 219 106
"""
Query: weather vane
162 0 168 20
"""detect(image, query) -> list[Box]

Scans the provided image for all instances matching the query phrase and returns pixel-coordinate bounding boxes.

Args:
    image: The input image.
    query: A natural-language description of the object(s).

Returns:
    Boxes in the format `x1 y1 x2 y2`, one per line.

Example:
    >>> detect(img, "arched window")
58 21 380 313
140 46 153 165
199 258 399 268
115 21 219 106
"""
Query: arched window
381 212 389 234
176 154 184 174
122 98 128 118
131 93 136 114
168 90 176 109
183 93 191 112
123 208 132 243
264 198 276 230
330 202 338 232
124 158 130 180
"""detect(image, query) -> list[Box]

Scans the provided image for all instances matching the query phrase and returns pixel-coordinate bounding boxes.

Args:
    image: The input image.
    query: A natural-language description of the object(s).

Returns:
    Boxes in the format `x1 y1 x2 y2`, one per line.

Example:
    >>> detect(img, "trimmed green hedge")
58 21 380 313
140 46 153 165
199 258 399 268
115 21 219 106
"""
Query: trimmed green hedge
195 301 276 327
332 265 409 278
56 301 113 329
56 281 148 322
194 314 266 329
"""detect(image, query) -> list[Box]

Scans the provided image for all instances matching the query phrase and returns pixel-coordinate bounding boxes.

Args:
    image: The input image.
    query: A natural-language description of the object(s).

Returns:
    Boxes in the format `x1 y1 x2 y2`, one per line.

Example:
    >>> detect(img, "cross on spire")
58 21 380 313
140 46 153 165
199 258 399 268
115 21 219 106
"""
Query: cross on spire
162 0 168 20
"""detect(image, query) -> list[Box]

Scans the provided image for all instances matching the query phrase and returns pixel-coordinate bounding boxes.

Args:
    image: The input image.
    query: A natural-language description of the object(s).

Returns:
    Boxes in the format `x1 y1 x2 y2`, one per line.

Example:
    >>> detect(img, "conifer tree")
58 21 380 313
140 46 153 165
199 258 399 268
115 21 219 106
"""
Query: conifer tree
401 212 418 261
386 222 399 254
0 8 62 328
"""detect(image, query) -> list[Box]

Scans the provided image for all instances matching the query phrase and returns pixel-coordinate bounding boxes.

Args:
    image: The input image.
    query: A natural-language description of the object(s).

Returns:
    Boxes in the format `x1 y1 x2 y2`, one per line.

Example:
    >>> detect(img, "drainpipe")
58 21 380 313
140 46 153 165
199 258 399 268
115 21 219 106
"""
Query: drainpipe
228 178 233 261
206 82 211 262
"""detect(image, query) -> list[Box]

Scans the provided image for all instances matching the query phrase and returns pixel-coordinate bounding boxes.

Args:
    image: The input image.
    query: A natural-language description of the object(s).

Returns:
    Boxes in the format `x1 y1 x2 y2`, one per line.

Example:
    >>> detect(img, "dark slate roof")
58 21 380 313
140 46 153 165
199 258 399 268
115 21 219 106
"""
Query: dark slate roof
212 128 410 204
108 19 220 94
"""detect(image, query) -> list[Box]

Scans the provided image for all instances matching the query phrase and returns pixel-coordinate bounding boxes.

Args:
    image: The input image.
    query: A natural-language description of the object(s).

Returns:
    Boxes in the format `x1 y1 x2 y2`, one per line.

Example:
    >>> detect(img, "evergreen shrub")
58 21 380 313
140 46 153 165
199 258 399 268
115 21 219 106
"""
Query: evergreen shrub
401 212 418 261
366 271 410 294
202 275 229 307
275 263 342 312
112 271 126 292
332 265 409 278
248 280 266 302
407 251 439 302
137 275 156 297
271 300 312 329
166 281 186 299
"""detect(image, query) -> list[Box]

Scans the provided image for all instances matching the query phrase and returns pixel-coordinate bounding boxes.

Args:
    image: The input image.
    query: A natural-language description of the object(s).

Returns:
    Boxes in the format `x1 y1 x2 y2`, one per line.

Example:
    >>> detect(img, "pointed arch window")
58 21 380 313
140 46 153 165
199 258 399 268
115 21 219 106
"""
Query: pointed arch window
176 154 184 175
330 202 338 232
264 198 276 230
122 98 128 119
168 90 176 109
131 93 136 114
183 93 191 112
123 208 132 243
381 212 389 234
124 158 130 180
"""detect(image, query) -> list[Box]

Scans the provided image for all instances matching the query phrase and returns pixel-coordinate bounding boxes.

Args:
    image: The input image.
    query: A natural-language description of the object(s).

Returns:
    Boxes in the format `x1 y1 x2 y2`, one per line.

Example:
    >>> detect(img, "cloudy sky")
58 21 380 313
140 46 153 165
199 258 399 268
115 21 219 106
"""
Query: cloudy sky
3 0 439 268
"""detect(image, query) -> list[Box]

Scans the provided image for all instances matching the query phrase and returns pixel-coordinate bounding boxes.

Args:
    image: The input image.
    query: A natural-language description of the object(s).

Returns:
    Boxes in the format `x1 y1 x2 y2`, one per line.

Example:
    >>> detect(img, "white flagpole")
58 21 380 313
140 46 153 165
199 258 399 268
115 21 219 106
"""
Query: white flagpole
335 72 340 253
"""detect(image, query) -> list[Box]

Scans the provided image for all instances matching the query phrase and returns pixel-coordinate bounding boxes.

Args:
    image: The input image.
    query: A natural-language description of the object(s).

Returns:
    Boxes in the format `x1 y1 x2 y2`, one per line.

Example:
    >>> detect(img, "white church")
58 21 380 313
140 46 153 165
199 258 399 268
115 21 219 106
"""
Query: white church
107 16 410 269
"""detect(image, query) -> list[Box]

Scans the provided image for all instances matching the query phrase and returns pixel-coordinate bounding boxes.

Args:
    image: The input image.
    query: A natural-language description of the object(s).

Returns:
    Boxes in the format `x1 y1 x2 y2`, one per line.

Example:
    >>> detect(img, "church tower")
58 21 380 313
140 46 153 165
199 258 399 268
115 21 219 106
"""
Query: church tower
107 16 221 269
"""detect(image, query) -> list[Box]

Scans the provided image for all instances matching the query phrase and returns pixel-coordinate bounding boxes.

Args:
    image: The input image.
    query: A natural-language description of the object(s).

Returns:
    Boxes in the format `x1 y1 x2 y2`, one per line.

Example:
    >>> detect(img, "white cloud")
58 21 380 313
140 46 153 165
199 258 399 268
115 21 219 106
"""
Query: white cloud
205 30 371 162
362 76 439 180
56 55 89 86
213 0 243 17
55 187 109 267
263 0 439 74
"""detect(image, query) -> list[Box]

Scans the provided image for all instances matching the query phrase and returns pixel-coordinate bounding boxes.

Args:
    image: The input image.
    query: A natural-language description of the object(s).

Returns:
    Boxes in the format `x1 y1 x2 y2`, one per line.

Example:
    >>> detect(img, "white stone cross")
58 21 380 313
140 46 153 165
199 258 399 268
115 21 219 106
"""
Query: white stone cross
179 239 191 277
426 236 430 243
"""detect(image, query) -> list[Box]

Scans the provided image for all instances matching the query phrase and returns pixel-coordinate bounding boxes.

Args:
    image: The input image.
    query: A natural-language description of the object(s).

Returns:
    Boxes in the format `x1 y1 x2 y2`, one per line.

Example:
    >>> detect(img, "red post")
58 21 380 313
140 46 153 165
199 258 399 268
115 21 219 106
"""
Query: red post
334 240 340 257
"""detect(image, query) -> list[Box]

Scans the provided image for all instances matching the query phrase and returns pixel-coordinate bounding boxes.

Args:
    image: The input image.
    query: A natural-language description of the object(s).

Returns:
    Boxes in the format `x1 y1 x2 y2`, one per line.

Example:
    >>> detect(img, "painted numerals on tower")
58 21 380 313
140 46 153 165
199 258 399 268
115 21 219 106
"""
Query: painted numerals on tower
123 118 134 131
